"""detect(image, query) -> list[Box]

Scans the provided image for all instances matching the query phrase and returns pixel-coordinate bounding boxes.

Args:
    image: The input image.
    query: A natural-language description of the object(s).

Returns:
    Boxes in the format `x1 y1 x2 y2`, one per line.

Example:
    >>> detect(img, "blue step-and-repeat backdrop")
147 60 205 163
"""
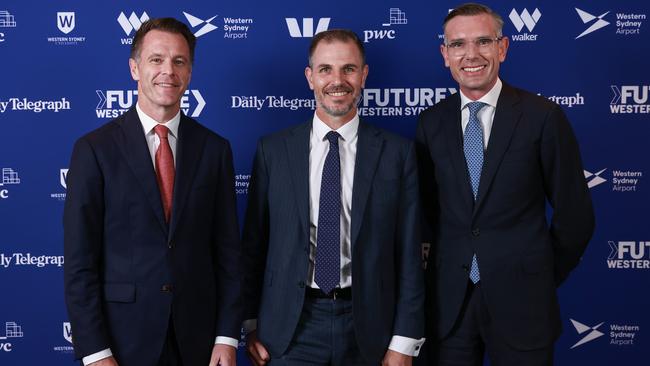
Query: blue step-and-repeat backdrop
1 0 648 365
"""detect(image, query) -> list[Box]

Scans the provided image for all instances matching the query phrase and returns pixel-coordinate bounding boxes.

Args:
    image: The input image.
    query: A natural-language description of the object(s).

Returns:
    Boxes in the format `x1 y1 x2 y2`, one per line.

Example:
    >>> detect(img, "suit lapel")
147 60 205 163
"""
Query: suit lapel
350 121 382 248
474 83 522 215
114 108 168 235
285 122 311 239
443 93 475 211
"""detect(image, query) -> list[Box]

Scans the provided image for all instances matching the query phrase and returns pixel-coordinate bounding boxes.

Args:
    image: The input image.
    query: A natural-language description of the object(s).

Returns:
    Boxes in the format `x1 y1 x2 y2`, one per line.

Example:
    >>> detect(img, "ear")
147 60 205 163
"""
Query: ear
129 58 139 81
305 66 314 90
361 64 369 88
440 44 450 68
498 36 509 63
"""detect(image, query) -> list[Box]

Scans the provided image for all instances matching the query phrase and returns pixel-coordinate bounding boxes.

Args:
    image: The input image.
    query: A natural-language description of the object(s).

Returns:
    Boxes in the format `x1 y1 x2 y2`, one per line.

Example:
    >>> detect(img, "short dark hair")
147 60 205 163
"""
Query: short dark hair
308 29 366 67
443 3 504 37
130 18 196 63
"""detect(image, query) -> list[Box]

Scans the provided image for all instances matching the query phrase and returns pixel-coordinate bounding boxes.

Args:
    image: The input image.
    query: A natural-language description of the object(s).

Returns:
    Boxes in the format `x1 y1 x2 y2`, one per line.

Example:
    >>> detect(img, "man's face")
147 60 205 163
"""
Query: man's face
129 30 192 117
305 40 368 123
441 14 508 100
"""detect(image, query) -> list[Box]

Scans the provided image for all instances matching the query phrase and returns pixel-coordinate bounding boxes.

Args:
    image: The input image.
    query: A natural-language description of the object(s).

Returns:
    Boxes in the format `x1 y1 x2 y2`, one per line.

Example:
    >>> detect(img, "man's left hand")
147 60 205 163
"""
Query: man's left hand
382 350 412 366
209 344 236 366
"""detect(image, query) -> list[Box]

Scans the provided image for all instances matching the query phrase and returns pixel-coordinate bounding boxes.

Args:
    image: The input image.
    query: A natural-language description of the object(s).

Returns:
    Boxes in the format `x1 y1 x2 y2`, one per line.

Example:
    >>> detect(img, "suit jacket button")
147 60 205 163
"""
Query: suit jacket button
168 241 174 249
298 281 305 288
472 228 480 237
161 284 172 292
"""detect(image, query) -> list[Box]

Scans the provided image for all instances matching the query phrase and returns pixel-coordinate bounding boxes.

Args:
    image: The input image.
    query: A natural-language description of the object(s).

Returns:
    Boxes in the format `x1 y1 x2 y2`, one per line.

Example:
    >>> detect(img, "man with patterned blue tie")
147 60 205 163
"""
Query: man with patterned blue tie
416 3 595 366
242 29 425 366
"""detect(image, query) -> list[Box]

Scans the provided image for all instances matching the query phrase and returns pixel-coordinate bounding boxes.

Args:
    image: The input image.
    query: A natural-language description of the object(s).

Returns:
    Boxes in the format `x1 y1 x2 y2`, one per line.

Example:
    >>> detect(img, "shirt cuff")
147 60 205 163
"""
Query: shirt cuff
82 348 113 365
388 335 426 357
242 319 257 335
215 336 239 348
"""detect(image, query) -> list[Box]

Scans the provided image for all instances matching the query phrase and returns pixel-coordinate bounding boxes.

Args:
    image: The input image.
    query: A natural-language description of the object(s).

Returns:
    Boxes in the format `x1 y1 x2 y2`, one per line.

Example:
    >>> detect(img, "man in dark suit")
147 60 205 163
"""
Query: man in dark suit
242 29 425 366
416 4 595 365
64 18 241 366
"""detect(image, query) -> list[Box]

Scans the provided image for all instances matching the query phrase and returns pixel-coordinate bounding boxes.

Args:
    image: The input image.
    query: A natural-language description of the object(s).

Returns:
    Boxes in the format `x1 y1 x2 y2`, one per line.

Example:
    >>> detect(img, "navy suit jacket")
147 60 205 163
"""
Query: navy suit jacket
64 108 242 365
415 83 595 350
242 120 425 363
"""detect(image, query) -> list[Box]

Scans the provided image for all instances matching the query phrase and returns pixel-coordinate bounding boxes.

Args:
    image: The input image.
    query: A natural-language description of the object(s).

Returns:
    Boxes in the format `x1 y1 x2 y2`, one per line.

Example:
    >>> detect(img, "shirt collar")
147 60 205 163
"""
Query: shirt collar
136 103 181 138
311 112 360 142
459 77 502 111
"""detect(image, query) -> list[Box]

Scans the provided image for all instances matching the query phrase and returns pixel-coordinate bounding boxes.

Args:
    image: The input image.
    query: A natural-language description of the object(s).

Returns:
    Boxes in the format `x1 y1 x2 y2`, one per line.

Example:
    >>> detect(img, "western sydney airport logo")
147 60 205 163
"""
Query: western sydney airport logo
607 241 650 269
575 8 645 39
47 11 86 46
584 168 642 192
570 319 639 348
363 8 407 43
96 89 205 118
183 11 253 39
610 85 650 114
508 8 541 41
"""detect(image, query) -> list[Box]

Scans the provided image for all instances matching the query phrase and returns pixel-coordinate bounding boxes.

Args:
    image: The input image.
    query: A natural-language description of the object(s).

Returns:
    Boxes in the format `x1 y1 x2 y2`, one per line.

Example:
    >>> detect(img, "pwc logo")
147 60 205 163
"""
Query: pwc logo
285 17 330 38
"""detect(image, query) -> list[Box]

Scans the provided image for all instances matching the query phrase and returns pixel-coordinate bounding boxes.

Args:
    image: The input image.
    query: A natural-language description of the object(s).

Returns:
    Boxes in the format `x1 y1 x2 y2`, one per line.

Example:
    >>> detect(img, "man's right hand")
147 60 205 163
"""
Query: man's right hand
246 330 270 366
88 356 118 366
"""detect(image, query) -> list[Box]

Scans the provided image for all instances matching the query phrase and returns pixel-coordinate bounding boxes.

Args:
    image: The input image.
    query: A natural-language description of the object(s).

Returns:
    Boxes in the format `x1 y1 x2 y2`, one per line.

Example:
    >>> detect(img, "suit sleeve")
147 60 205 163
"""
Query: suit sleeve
241 139 270 320
415 113 438 254
392 142 425 339
212 140 244 338
540 105 595 285
63 137 111 359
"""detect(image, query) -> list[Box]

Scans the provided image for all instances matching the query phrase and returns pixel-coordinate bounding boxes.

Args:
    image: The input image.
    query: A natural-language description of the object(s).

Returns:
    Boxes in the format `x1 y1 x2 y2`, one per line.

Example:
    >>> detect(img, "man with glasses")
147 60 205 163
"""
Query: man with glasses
416 3 594 365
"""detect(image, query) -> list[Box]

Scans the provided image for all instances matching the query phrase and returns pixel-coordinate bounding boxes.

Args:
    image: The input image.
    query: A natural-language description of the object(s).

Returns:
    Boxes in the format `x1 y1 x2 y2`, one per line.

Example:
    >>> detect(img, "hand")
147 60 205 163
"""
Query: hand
209 344 236 366
88 357 118 366
382 349 412 366
245 330 270 366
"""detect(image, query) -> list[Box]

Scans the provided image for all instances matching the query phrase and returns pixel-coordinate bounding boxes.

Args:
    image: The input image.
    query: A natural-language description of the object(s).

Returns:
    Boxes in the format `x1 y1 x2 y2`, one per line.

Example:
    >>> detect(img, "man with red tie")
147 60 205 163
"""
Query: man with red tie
64 18 241 366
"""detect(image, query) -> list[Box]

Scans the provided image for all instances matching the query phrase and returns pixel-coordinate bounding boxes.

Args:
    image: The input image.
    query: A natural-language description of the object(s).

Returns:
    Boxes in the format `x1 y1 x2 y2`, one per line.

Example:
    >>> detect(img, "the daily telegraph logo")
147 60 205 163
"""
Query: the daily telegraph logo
570 318 639 348
607 241 650 269
0 168 21 200
363 8 407 43
538 92 585 108
47 12 86 46
584 168 642 192
117 11 149 44
96 89 205 118
508 8 541 41
0 97 71 113
0 253 65 268
183 11 253 40
53 322 74 354
575 8 645 39
50 169 68 202
0 321 24 352
358 87 457 117
610 85 650 114
286 17 330 38
231 95 316 111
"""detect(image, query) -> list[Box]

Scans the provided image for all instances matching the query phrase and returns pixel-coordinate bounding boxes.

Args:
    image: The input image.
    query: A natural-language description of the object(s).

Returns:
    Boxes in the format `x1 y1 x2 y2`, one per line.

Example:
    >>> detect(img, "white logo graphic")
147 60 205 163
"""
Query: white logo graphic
364 8 407 43
96 89 205 118
607 241 650 269
0 321 23 352
0 253 65 268
60 169 68 189
117 11 149 35
0 33 4 42
610 85 650 114
63 322 72 343
575 8 610 39
0 10 16 27
183 12 218 37
382 8 407 26
584 169 607 188
57 12 75 34
570 319 605 349
1 168 20 186
285 17 330 38
359 87 457 117
509 8 541 32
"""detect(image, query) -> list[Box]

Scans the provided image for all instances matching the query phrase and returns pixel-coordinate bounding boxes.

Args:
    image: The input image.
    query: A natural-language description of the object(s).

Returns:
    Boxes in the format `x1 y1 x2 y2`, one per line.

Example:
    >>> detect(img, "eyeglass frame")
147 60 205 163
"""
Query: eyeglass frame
443 36 504 56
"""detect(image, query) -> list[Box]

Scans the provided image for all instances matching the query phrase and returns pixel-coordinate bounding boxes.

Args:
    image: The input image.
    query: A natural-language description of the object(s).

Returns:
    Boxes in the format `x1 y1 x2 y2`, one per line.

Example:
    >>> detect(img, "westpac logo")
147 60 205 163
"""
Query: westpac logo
570 318 639 348
363 8 407 43
0 168 21 199
183 12 218 38
359 87 457 117
95 89 206 119
0 321 24 352
48 12 86 46
610 85 650 114
53 322 74 353
575 8 610 39
509 8 541 41
570 319 604 349
285 17 330 38
117 11 149 44
584 169 607 189
607 241 650 269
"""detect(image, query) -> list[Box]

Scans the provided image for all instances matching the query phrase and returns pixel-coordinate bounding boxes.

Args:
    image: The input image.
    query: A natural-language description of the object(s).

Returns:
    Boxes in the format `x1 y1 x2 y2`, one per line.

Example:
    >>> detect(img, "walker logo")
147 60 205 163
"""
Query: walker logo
183 12 218 38
363 8 407 43
509 8 541 41
0 168 20 200
0 253 65 268
610 85 650 114
95 89 205 118
285 17 330 38
607 241 650 269
117 11 149 44
57 12 74 34
51 169 68 201
358 87 457 117
575 8 610 39
0 321 24 352
53 322 74 353
569 318 639 348
584 169 607 189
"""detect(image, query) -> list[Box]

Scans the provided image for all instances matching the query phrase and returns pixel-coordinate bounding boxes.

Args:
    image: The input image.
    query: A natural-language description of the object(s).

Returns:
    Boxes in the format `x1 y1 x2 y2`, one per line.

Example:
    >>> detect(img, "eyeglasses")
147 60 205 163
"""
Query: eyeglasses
444 37 503 56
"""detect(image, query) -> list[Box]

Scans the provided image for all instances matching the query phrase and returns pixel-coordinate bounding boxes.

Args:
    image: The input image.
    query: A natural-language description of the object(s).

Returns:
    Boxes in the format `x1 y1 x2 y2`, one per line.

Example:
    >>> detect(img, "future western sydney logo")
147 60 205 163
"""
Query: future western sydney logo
509 8 541 41
607 241 650 269
359 87 457 117
96 89 205 118
610 85 650 114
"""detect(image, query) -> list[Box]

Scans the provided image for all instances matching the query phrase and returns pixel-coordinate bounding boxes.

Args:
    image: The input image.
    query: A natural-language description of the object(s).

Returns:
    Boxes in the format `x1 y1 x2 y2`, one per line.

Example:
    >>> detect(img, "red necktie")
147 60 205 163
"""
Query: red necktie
154 125 175 223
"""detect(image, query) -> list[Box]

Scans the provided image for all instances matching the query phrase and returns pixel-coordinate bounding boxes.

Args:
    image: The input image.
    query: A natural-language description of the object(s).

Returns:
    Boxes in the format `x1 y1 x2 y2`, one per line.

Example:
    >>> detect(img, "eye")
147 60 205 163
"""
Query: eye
174 59 186 66
150 57 163 64
477 38 493 46
319 66 331 73
344 66 355 74
448 41 464 49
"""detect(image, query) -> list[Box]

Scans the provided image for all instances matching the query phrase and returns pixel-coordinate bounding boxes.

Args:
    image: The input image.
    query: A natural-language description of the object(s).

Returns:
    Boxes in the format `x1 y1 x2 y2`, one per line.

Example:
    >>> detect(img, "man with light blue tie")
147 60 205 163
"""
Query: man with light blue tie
242 29 425 366
415 3 595 366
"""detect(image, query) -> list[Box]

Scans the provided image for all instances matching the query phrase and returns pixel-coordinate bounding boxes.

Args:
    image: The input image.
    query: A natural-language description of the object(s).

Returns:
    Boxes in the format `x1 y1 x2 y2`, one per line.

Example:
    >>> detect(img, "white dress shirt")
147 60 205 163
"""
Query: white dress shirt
460 78 503 147
82 105 238 365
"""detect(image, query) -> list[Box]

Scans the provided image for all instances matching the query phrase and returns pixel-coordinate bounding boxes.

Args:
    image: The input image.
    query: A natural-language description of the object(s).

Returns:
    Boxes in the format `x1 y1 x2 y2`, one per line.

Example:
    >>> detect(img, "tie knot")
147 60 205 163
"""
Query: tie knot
467 101 487 118
154 124 169 139
325 131 340 146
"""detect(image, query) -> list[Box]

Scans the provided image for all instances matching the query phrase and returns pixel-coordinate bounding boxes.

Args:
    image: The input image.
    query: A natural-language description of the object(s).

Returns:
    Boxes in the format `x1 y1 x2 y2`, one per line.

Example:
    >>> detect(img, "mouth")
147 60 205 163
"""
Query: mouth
325 87 352 97
154 82 179 88
461 65 486 73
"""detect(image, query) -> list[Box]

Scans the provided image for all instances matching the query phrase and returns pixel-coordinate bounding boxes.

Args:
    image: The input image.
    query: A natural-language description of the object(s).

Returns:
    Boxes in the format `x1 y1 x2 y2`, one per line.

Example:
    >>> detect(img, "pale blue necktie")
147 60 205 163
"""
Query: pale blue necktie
464 101 487 284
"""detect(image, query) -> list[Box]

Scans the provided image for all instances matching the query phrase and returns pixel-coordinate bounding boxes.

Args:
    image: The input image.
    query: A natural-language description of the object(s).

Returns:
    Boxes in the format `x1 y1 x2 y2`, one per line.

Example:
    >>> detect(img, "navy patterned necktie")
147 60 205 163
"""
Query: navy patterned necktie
315 131 341 294
464 101 486 283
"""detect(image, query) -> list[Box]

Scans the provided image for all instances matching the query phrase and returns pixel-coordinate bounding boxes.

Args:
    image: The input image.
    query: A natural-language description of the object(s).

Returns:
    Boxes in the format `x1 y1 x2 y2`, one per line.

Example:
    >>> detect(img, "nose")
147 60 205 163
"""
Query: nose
161 59 174 75
464 42 480 59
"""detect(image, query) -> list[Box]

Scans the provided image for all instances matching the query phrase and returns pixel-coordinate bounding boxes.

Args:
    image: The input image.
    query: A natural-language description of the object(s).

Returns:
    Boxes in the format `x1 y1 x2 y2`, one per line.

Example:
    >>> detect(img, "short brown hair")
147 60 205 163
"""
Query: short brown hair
130 17 196 63
443 3 504 37
308 29 365 67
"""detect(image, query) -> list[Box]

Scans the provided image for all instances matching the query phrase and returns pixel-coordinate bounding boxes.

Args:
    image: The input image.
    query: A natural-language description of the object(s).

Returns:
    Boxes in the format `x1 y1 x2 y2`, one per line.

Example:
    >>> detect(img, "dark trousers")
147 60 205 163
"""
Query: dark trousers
437 283 554 366
268 297 372 366
158 318 183 366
